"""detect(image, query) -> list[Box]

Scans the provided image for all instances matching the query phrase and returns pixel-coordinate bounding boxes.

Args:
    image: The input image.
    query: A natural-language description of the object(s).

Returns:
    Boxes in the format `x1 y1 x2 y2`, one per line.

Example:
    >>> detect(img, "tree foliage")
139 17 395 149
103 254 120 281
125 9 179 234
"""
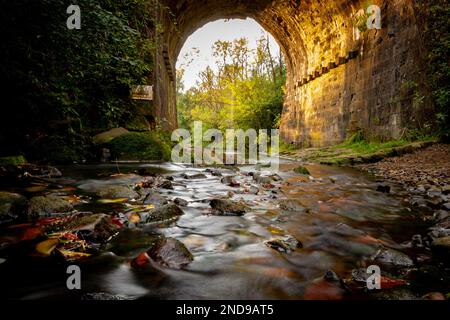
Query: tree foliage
0 0 156 159
177 35 286 133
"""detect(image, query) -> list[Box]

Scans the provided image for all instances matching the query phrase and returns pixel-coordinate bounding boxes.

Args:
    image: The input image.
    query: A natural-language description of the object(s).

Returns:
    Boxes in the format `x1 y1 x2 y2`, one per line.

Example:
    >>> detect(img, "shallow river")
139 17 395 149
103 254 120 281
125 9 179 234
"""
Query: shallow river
0 159 440 300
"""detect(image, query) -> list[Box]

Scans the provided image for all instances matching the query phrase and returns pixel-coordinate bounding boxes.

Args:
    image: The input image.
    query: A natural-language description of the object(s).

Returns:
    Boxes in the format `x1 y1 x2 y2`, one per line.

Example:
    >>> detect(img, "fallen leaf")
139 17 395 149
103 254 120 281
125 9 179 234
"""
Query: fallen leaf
380 276 407 289
132 252 151 267
98 198 129 204
36 238 59 256
21 226 43 241
57 249 91 261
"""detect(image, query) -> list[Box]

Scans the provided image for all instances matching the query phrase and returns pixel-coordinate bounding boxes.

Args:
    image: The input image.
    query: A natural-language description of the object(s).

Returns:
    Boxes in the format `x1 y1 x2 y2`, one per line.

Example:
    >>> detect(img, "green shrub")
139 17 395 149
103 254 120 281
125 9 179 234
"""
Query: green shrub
108 132 171 161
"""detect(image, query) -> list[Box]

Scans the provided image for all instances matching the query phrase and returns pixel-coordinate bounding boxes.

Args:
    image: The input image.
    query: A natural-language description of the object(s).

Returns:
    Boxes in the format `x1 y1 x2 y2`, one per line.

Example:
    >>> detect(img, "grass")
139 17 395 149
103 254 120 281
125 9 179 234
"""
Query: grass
283 132 438 166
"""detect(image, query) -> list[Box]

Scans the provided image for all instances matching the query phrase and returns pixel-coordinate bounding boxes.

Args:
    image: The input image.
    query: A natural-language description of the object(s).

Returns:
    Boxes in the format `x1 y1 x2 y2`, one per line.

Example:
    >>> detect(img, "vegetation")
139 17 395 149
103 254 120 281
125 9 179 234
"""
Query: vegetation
108 132 171 161
0 0 157 161
177 36 286 133
415 0 450 140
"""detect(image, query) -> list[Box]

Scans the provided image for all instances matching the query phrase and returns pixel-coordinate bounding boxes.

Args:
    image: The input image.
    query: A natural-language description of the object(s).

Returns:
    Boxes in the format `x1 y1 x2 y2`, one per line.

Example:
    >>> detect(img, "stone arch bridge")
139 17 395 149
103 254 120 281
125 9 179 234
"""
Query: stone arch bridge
150 0 431 147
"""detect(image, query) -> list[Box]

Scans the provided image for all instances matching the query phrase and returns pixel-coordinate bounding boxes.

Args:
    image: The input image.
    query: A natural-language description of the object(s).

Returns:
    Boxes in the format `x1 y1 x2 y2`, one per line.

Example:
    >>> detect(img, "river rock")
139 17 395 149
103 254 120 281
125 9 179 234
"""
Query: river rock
143 192 168 206
0 191 28 221
159 180 174 190
174 198 188 206
221 176 238 186
182 173 207 180
278 199 304 211
210 199 249 216
253 173 272 184
147 237 193 269
371 247 414 268
108 229 161 257
97 185 139 200
443 203 450 211
376 185 391 193
264 235 302 253
82 293 129 300
28 194 73 218
46 213 119 243
144 204 184 223
433 210 450 222
431 236 450 252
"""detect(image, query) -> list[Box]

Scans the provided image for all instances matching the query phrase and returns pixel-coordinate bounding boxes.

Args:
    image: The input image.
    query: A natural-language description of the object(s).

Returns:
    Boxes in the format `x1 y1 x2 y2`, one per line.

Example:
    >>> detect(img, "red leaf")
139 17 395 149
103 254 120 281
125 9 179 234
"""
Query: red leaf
380 276 407 289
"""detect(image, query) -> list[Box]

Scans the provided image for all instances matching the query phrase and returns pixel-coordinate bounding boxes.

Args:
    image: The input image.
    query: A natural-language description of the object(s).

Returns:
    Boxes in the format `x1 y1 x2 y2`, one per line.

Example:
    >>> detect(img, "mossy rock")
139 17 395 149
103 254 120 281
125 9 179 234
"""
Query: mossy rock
293 165 311 175
0 155 27 166
108 132 171 161
93 127 130 145
28 194 73 218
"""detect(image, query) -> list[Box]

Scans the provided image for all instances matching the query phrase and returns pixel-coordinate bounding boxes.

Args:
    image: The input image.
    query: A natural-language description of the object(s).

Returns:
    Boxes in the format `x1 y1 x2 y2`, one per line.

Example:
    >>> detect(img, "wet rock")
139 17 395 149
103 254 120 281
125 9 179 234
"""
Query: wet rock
108 229 161 257
28 194 73 218
431 236 450 252
271 174 283 182
147 237 193 269
252 173 272 184
422 292 446 300
143 192 168 206
182 173 207 180
304 271 345 300
248 186 260 195
173 198 188 206
0 191 28 221
264 235 302 253
97 185 139 200
442 185 450 195
221 175 237 185
210 199 249 216
144 204 184 223
205 168 222 177
293 166 310 175
376 185 391 193
443 203 450 210
433 210 449 222
278 199 304 212
82 292 129 300
411 234 424 248
159 180 174 190
371 247 414 268
47 213 119 243
373 288 419 300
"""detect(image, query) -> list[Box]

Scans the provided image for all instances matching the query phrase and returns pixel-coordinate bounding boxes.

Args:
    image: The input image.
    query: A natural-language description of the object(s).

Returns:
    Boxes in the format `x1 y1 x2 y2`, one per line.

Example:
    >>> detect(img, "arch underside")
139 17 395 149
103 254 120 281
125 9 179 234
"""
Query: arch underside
155 0 428 147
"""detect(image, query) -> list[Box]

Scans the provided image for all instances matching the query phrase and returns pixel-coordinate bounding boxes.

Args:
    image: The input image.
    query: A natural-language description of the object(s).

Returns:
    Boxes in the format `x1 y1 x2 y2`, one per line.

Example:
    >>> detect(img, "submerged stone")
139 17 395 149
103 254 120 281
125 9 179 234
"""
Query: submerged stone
147 237 193 269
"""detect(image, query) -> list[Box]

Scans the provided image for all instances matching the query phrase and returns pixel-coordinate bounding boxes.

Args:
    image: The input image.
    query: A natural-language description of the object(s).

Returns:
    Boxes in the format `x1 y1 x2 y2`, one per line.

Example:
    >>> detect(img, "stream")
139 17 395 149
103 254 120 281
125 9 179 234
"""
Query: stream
0 158 447 300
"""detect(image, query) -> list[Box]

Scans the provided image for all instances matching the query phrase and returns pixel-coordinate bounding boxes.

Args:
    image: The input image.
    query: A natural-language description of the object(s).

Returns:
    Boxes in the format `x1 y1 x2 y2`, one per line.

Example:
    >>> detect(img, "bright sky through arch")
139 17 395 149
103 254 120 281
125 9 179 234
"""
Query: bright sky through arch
177 18 281 91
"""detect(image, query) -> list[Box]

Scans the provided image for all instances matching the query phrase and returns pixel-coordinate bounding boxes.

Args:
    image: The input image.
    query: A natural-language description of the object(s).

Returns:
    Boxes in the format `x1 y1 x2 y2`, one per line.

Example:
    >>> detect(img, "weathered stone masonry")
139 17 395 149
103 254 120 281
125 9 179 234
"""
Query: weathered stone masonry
152 0 432 147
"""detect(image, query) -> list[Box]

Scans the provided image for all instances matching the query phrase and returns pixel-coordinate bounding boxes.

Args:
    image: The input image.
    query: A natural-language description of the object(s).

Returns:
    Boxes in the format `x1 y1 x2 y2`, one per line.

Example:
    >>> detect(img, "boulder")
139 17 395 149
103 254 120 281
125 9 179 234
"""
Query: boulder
144 204 184 223
46 213 119 243
210 199 249 216
147 237 193 269
28 194 73 218
143 192 168 206
0 191 28 221
97 185 139 200
264 235 302 253
93 127 129 145
371 248 414 268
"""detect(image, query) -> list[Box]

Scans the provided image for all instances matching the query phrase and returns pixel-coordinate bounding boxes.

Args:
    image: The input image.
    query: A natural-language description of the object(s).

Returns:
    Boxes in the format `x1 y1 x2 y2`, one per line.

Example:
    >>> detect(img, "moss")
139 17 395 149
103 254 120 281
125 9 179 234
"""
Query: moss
0 155 27 166
108 132 171 161
293 165 311 175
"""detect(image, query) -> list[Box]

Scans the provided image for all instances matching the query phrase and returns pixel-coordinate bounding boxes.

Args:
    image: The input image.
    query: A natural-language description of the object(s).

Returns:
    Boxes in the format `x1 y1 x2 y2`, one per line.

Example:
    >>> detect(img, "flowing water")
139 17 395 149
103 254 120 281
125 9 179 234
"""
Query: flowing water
0 159 439 300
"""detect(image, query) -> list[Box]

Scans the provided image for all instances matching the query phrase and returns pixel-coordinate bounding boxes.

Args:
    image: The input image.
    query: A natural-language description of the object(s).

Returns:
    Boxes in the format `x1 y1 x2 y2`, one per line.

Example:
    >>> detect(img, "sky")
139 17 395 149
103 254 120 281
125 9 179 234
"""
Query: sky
176 18 281 91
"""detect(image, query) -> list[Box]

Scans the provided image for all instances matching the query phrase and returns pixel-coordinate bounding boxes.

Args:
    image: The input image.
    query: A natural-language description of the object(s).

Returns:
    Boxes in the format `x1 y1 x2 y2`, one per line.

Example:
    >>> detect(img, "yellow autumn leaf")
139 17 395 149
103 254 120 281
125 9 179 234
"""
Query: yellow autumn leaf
36 239 59 256
97 198 129 204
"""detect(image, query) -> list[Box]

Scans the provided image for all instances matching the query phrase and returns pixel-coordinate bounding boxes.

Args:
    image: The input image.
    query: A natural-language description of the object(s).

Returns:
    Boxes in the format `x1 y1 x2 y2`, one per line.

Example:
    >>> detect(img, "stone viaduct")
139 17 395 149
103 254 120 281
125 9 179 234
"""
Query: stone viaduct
150 0 432 147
